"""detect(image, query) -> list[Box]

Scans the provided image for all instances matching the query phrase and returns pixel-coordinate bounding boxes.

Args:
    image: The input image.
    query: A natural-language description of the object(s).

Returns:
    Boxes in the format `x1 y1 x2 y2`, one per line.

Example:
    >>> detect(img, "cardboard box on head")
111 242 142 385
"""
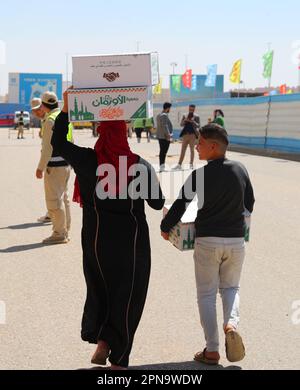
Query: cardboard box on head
68 87 153 122
72 52 159 89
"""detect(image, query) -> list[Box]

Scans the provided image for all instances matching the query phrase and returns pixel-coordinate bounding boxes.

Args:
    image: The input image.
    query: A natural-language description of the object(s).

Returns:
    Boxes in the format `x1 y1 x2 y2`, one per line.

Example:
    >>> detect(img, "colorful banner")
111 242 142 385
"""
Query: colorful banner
153 78 162 95
269 90 278 96
182 69 192 89
263 50 274 79
170 75 224 99
171 75 182 93
230 59 242 84
280 84 287 95
205 64 218 87
191 75 198 91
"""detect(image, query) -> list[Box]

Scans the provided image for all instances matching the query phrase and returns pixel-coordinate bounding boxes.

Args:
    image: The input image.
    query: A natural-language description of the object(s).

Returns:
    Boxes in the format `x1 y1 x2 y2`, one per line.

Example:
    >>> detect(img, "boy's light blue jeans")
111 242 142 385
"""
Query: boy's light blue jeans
194 237 245 352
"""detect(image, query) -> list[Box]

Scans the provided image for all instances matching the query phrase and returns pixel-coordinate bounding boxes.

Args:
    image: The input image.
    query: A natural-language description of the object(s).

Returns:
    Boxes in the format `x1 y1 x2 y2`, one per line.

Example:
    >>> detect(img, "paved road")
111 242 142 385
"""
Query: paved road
0 129 299 370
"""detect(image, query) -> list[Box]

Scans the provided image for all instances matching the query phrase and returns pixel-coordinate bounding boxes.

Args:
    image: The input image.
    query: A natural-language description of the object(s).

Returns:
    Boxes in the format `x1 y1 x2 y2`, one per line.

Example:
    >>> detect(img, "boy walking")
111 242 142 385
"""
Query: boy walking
161 124 255 365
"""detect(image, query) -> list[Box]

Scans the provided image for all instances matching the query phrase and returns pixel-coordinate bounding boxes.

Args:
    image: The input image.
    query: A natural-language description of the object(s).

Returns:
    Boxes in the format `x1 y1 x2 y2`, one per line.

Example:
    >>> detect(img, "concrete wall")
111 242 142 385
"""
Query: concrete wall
154 94 300 153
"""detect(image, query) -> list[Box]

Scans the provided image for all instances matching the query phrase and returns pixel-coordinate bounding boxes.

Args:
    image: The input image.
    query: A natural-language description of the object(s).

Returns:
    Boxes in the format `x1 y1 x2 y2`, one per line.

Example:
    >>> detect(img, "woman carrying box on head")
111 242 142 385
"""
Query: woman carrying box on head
51 89 165 370
161 124 255 366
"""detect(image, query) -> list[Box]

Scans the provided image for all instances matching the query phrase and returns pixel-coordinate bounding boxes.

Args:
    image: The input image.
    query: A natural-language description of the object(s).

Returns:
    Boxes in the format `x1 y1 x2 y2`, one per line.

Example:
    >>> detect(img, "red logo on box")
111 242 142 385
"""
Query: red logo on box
100 107 124 119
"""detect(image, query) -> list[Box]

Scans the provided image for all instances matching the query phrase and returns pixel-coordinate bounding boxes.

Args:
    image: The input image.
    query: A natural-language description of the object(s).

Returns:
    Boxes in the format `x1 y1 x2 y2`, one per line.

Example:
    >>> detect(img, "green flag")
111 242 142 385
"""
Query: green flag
263 50 274 79
171 75 181 93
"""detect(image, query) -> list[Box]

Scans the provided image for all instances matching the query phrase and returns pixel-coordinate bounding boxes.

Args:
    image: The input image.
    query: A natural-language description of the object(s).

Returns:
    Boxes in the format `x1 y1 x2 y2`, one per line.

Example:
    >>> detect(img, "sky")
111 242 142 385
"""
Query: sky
1 0 300 94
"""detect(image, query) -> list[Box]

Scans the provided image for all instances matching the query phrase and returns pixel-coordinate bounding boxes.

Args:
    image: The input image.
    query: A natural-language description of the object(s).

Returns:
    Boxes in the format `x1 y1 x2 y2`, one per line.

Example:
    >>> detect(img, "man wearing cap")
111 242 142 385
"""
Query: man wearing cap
161 123 255 366
31 98 51 223
31 98 46 138
36 91 71 244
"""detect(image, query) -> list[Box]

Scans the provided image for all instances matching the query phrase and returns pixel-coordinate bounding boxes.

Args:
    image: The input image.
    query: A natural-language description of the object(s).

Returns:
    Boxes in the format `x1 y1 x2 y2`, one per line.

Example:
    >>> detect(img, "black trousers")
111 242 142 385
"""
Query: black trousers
135 128 143 140
159 139 170 166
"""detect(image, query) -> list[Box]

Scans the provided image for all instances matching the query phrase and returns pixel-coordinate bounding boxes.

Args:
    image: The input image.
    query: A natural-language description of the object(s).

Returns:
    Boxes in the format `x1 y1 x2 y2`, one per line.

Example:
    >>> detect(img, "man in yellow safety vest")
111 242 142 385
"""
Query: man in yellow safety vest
35 92 72 245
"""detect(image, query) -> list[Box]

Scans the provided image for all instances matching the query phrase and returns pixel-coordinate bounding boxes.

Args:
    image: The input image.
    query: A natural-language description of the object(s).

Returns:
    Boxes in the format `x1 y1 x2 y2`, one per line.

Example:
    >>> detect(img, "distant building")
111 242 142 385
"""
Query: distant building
8 73 63 104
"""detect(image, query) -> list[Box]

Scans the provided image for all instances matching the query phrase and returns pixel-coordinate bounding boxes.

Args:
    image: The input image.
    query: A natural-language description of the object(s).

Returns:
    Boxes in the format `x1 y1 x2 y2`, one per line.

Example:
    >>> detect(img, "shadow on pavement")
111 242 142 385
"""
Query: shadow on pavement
130 361 242 371
78 362 242 371
78 367 111 371
0 243 45 253
0 222 50 230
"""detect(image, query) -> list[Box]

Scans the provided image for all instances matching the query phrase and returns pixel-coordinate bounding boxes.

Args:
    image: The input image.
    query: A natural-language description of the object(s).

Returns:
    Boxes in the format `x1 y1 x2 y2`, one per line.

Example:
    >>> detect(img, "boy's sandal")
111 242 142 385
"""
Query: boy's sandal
194 348 220 366
225 330 245 363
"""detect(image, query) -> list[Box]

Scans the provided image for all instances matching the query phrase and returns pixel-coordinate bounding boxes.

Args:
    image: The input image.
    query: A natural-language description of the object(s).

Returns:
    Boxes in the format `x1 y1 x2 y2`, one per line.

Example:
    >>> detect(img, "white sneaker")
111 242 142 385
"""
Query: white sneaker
38 215 52 223
42 235 68 245
172 164 182 171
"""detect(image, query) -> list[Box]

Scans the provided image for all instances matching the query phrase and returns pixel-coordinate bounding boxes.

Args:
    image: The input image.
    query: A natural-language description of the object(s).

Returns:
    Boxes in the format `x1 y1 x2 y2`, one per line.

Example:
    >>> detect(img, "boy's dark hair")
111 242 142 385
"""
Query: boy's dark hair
189 104 196 109
200 123 229 146
163 102 172 110
42 102 59 110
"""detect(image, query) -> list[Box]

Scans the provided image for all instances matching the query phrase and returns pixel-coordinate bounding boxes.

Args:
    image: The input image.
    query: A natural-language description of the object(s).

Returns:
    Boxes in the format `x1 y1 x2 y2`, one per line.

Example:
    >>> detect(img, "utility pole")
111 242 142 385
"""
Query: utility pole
170 62 178 75
136 41 141 52
267 42 272 51
185 54 188 70
66 53 69 89
267 42 272 91
265 42 273 148
298 53 300 93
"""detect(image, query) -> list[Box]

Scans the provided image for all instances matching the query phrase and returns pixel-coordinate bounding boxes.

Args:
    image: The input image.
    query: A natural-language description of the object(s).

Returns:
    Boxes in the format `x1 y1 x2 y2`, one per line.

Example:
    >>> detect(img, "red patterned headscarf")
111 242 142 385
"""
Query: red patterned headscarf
73 121 139 206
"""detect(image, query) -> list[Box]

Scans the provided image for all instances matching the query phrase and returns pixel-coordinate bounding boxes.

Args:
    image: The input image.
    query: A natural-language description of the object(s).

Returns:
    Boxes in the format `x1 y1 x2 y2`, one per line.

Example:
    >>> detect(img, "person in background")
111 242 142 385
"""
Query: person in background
173 104 200 170
92 122 99 138
156 103 173 172
36 91 72 244
17 111 25 140
31 98 52 224
126 120 133 138
161 123 255 366
144 117 154 143
213 109 225 128
32 97 73 226
133 118 144 143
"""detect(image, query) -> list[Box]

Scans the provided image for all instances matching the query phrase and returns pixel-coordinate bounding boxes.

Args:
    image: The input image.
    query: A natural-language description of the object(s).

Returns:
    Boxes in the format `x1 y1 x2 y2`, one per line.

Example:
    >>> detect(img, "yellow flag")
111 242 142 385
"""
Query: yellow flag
153 78 162 95
230 59 242 84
